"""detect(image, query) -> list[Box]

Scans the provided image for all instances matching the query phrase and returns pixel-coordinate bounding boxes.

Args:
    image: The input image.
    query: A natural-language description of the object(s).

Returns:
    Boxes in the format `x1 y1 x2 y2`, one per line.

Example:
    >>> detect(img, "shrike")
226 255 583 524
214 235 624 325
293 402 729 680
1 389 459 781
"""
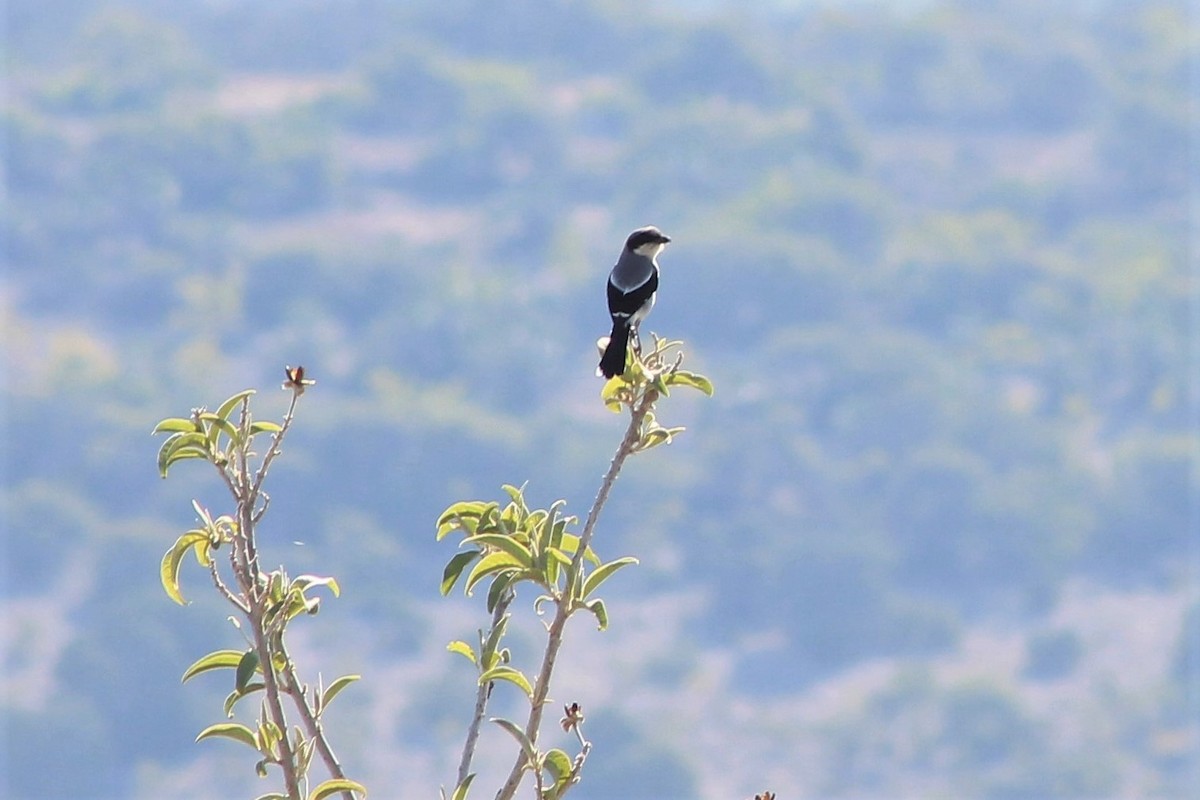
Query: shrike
597 226 671 378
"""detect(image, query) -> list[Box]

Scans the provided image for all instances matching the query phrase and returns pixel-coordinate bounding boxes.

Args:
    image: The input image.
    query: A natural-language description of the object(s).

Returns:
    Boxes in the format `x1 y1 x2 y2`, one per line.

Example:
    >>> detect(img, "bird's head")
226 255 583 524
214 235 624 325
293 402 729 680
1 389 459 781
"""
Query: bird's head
625 226 671 259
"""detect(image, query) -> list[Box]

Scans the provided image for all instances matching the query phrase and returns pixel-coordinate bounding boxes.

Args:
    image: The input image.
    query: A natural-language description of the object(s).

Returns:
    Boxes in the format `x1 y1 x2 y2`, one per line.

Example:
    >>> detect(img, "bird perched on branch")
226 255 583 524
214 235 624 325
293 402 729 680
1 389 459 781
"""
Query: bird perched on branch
597 225 671 378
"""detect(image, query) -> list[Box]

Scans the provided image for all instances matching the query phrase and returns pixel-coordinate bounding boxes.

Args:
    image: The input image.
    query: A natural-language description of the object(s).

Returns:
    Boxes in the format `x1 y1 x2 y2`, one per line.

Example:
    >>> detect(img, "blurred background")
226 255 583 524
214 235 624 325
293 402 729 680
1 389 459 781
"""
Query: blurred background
2 0 1196 797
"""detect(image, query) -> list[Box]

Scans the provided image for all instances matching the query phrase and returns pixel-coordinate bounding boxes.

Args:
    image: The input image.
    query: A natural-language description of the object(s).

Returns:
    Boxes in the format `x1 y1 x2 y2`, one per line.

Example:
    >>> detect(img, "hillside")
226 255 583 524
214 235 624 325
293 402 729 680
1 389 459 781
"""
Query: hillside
2 1 1195 797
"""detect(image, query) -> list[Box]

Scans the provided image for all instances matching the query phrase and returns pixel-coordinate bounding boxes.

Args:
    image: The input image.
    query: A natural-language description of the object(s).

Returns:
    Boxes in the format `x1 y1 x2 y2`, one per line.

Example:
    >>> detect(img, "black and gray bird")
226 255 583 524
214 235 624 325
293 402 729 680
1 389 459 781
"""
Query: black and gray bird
597 225 671 379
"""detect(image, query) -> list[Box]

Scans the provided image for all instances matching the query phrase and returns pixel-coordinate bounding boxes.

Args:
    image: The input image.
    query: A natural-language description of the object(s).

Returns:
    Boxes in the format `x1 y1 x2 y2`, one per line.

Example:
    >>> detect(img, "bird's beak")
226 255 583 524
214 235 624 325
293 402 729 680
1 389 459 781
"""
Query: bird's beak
660 234 672 243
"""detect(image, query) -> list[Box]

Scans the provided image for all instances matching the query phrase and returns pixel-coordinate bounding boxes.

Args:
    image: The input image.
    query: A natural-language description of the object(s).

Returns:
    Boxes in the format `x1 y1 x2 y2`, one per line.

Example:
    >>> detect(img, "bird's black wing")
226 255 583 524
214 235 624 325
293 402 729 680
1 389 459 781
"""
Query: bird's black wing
607 268 658 318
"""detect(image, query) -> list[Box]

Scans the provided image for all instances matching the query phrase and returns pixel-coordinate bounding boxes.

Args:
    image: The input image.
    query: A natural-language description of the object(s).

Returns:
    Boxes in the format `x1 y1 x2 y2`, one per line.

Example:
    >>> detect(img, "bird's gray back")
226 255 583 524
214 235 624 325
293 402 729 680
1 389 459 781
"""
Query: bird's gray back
609 251 656 293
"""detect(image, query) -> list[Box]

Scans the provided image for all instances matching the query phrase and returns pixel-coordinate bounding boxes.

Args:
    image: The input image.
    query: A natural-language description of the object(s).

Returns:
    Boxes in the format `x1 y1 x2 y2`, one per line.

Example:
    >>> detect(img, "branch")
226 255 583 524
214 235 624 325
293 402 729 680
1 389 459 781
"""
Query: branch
239 389 304 798
577 387 658 564
559 719 591 799
279 657 356 800
236 399 260 600
494 390 657 800
161 375 362 800
248 592 301 798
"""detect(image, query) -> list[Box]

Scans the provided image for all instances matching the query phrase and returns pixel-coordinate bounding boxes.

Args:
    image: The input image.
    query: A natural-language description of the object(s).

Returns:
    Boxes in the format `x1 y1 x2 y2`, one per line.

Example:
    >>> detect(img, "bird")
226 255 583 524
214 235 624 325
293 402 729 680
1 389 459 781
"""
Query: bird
597 225 671 379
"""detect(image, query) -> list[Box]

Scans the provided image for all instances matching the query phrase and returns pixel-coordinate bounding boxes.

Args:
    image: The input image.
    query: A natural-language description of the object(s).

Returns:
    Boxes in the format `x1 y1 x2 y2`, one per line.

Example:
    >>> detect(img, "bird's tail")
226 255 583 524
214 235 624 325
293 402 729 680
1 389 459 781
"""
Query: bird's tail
597 323 630 378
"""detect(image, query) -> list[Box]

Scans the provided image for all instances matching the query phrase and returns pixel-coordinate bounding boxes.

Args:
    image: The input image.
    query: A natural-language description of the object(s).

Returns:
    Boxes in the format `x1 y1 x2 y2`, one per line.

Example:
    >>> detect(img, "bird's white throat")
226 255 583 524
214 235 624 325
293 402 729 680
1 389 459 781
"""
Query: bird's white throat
633 241 667 260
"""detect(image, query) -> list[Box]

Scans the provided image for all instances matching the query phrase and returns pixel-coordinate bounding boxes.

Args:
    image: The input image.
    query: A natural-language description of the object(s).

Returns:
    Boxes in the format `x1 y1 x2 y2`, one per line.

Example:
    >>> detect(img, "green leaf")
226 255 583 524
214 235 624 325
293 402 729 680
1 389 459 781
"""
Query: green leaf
249 420 283 434
257 719 282 756
491 717 537 761
523 508 548 536
442 550 481 596
163 445 211 475
447 640 477 665
321 674 360 710
542 748 573 789
556 534 600 566
499 501 523 534
463 551 525 596
279 587 321 621
296 734 316 777
536 501 564 554
584 598 609 631
485 570 515 614
236 650 259 693
479 666 534 700
481 614 510 669
165 430 210 455
191 536 214 568
541 547 568 591
501 483 529 517
582 557 638 599
449 514 481 538
153 417 199 435
157 429 213 477
600 377 627 413
533 503 559 582
157 431 210 477
223 682 265 718
436 501 495 539
457 498 495 518
182 649 245 683
290 574 341 598
161 530 210 605
451 773 475 800
215 389 256 423
666 369 715 396
196 722 258 749
308 778 367 800
638 427 673 451
549 516 569 551
199 412 240 447
156 431 183 462
461 533 534 568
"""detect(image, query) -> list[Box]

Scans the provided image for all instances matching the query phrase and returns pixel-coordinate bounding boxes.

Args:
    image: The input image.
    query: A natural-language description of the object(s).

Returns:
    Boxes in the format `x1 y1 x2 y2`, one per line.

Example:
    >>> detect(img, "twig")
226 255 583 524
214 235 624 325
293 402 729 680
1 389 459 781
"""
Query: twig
252 491 272 524
560 740 591 798
251 389 301 504
208 556 248 614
